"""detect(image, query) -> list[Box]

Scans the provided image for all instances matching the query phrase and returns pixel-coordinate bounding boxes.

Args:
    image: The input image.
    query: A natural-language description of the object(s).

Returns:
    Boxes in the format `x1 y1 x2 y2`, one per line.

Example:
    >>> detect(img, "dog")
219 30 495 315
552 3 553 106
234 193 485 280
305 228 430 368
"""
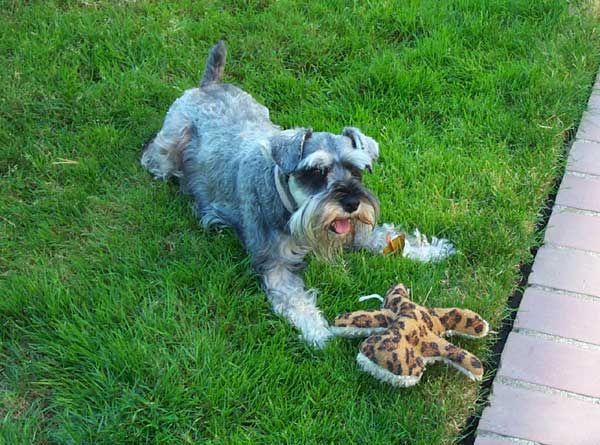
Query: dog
141 41 455 348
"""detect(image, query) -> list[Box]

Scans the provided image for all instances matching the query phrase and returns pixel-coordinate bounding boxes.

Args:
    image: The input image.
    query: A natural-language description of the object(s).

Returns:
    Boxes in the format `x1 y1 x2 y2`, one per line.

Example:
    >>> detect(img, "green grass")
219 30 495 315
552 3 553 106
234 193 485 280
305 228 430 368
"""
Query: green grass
1 0 599 443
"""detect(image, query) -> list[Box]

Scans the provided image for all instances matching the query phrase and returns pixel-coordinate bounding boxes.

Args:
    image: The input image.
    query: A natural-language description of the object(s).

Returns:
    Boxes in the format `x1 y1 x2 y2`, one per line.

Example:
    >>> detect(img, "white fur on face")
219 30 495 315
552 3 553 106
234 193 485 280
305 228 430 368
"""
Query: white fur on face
288 176 310 207
288 193 378 260
288 193 328 248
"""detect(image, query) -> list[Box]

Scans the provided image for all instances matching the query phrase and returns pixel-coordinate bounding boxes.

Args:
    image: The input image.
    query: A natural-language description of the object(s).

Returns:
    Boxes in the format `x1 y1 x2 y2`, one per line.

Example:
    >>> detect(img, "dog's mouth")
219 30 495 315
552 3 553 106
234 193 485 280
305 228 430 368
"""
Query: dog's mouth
329 218 352 235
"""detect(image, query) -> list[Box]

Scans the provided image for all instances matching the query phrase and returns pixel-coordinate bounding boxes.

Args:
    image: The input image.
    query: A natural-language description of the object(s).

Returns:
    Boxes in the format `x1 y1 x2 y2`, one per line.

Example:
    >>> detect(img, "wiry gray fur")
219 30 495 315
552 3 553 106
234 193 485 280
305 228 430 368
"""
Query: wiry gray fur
200 40 226 87
141 41 455 348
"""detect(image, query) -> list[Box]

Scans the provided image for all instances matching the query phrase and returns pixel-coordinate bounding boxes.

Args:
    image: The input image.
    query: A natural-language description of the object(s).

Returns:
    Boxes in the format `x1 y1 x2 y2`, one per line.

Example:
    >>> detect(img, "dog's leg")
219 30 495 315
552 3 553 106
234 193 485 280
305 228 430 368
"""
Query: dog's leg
141 105 191 180
353 223 456 262
262 263 332 348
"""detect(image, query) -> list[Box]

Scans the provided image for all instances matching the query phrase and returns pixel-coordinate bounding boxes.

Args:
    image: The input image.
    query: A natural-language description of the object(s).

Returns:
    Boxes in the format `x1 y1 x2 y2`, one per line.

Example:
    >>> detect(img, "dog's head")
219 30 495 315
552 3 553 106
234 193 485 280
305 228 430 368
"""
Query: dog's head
271 127 380 257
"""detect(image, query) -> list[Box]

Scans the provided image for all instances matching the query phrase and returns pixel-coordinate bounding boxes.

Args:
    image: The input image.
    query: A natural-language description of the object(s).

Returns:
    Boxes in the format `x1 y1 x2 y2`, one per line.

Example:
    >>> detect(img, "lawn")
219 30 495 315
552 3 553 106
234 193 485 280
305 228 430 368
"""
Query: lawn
1 1 599 444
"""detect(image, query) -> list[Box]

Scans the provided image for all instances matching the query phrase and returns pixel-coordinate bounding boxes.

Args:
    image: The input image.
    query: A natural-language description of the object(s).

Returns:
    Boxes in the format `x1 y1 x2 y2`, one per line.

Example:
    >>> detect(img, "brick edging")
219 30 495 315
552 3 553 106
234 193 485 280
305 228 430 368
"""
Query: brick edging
473 74 600 445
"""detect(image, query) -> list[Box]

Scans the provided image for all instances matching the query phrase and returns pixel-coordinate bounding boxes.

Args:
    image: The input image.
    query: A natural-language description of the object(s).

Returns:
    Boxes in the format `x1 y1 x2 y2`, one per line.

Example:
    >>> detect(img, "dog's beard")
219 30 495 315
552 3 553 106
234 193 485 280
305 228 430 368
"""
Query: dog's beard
288 191 379 259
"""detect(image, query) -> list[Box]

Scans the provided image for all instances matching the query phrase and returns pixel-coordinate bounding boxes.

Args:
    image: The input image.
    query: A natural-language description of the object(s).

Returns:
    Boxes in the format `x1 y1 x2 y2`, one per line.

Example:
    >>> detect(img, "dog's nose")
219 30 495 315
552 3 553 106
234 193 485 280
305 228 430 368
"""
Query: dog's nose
341 195 360 213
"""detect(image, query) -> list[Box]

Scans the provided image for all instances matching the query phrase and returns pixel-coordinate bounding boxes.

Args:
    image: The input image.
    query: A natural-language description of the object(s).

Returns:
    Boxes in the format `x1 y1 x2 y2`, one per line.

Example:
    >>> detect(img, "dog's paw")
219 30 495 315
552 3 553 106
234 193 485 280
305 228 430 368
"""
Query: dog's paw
428 236 457 261
302 326 333 349
286 299 333 348
403 230 456 263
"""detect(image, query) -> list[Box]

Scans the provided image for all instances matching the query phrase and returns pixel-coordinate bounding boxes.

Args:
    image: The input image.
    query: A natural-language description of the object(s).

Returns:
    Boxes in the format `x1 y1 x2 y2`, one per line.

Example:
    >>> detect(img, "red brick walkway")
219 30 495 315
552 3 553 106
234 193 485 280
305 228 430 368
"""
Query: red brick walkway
475 76 600 445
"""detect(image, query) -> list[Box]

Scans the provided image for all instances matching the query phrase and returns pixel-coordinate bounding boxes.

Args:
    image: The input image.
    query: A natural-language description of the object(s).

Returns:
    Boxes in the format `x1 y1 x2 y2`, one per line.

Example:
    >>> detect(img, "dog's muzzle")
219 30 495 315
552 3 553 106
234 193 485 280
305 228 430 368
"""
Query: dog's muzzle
327 180 377 235
287 176 379 256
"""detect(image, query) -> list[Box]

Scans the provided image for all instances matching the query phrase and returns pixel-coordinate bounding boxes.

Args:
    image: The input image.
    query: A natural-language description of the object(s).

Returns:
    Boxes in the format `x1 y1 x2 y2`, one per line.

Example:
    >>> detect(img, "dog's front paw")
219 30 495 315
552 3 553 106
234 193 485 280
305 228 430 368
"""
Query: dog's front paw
403 230 456 263
302 325 333 349
428 236 457 261
286 300 333 349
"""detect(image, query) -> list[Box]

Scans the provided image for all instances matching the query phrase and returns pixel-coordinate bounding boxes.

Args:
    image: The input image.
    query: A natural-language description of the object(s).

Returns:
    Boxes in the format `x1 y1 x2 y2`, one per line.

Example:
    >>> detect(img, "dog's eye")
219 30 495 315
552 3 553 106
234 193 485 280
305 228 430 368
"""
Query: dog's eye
304 167 328 180
297 167 329 188
350 167 363 181
341 161 365 180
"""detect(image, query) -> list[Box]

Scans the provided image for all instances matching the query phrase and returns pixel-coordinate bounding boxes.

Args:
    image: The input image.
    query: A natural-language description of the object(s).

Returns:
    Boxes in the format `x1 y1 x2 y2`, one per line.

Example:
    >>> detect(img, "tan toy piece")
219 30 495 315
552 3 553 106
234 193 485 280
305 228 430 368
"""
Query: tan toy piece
383 233 405 256
331 283 489 387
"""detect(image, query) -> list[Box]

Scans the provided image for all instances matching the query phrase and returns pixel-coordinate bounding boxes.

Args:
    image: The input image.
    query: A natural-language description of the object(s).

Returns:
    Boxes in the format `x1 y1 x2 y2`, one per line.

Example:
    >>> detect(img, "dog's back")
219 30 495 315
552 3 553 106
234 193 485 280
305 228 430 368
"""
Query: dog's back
141 41 273 181
141 41 287 234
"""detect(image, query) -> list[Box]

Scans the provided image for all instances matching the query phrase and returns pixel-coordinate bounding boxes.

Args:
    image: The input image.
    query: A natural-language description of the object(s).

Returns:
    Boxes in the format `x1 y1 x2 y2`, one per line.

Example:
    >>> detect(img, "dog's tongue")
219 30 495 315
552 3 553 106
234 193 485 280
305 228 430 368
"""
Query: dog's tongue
332 218 351 235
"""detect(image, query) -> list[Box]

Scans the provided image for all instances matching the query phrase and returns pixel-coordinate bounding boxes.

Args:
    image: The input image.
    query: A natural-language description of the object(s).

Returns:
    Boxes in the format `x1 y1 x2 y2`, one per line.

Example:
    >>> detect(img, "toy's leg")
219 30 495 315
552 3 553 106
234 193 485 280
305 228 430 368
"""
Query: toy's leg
356 351 424 387
330 309 396 338
432 308 489 338
421 337 484 381
353 223 455 262
357 335 426 388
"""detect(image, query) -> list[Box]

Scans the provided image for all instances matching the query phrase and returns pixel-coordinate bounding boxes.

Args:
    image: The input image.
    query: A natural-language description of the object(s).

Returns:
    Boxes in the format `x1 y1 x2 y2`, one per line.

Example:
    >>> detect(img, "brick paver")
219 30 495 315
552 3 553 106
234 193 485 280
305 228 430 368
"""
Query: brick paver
515 287 600 345
528 245 600 296
475 72 600 444
567 140 600 175
474 435 520 445
576 109 600 142
478 383 600 445
498 332 600 397
555 173 600 212
588 88 600 110
544 209 600 252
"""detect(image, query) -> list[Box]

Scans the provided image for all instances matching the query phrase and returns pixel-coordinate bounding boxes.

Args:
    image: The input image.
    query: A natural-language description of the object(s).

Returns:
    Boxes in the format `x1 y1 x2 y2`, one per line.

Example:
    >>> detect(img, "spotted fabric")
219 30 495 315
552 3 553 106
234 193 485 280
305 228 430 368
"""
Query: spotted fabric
333 283 489 386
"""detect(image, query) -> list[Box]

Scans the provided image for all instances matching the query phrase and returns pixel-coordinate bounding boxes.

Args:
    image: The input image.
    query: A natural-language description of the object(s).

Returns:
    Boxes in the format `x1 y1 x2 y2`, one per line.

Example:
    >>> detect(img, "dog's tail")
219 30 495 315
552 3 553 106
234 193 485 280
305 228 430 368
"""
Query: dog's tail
200 40 227 88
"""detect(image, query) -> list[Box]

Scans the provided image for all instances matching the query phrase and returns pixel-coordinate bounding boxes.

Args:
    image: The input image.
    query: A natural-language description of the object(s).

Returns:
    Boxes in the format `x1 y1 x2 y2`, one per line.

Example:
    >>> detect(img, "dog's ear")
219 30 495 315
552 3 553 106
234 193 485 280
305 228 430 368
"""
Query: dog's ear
270 128 313 174
342 127 379 172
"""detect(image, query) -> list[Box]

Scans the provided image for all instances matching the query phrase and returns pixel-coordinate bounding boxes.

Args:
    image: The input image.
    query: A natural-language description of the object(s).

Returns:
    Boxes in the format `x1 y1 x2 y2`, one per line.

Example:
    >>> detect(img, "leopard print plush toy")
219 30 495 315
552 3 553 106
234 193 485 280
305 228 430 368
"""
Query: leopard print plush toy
331 283 489 387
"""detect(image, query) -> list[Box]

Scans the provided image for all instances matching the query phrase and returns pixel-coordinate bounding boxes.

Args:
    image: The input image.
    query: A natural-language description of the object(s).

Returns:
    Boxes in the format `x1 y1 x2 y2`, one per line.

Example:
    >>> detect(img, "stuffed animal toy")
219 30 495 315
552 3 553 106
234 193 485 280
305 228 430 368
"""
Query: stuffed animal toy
331 283 489 387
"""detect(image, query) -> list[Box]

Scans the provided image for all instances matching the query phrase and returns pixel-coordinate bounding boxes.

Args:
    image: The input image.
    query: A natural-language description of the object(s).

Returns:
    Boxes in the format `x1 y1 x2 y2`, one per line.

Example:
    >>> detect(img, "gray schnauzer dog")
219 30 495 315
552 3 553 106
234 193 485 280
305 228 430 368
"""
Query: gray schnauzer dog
142 41 455 348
